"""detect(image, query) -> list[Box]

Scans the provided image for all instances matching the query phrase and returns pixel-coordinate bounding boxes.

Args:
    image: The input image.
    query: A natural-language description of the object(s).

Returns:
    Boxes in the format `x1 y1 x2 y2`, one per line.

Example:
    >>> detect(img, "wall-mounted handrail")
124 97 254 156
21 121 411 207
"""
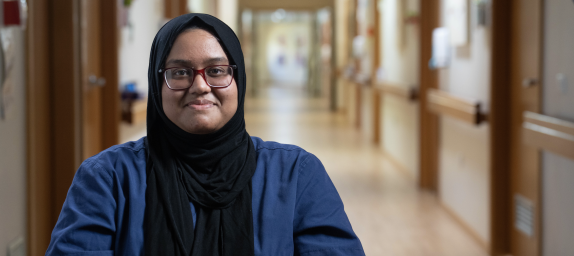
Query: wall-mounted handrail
426 88 487 125
523 111 574 136
522 111 574 160
375 81 418 101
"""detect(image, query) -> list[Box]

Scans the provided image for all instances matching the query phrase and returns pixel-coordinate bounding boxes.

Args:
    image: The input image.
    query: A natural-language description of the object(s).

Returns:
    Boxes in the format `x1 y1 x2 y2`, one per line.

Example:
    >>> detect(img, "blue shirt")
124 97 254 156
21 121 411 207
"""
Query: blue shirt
46 137 365 256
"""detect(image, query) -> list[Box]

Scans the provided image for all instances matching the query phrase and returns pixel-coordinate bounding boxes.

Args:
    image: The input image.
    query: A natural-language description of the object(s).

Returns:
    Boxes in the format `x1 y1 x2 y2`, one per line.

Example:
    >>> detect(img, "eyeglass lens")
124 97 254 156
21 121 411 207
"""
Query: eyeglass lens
165 66 234 89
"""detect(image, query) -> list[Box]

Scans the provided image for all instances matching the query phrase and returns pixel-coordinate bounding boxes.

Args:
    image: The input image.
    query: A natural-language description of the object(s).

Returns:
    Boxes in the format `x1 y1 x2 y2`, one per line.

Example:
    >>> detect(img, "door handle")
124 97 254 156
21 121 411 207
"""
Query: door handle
88 75 106 87
522 78 538 88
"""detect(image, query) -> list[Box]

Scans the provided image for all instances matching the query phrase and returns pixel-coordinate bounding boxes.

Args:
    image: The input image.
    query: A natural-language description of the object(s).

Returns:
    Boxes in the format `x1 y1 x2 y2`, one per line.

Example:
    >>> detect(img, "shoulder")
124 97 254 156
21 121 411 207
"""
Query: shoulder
77 137 147 184
251 136 319 169
46 140 147 255
84 137 146 167
251 136 306 153
88 137 146 163
250 136 324 180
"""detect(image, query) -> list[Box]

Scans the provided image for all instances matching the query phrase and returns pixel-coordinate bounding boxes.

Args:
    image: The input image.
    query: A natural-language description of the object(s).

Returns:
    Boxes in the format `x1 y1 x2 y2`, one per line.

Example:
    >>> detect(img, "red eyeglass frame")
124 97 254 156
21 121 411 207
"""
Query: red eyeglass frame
158 65 237 90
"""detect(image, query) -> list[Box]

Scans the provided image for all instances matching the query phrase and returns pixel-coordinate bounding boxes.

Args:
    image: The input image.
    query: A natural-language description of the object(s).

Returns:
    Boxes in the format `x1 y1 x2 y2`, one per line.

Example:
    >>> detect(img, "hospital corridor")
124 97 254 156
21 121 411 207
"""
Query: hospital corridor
2 0 574 255
244 87 488 255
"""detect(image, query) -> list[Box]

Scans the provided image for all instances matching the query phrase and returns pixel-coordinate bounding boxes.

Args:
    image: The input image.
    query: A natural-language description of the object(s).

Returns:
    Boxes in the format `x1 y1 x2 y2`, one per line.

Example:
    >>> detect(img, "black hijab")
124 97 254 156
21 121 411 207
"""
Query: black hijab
144 14 256 256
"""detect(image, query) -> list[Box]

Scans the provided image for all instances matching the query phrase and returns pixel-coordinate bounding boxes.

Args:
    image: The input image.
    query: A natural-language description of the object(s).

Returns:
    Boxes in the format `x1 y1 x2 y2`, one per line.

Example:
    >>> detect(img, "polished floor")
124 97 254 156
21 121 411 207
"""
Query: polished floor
245 86 490 256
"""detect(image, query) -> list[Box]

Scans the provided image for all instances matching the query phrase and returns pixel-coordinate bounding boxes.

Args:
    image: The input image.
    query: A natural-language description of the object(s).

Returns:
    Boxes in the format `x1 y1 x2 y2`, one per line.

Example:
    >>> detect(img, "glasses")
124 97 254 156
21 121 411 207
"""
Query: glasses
159 65 237 90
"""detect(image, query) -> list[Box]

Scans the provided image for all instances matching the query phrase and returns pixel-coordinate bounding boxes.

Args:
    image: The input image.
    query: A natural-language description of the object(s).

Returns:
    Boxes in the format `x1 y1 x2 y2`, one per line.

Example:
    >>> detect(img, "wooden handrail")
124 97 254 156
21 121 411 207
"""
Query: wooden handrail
426 88 487 125
375 81 418 101
522 111 574 160
523 111 574 136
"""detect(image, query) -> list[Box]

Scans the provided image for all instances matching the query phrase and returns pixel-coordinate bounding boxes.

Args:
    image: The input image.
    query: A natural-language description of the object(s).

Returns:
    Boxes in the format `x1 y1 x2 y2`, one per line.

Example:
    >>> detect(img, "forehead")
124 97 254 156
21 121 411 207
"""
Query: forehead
167 29 228 64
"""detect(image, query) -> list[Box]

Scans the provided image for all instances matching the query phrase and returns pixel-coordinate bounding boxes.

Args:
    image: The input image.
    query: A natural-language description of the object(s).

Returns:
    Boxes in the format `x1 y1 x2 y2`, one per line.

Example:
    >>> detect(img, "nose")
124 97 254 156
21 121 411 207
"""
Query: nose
188 72 211 94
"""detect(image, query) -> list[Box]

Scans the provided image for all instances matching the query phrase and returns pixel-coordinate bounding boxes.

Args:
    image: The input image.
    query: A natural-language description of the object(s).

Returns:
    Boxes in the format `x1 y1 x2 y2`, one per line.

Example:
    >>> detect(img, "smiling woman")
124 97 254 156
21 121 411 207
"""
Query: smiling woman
45 14 365 256
161 28 239 134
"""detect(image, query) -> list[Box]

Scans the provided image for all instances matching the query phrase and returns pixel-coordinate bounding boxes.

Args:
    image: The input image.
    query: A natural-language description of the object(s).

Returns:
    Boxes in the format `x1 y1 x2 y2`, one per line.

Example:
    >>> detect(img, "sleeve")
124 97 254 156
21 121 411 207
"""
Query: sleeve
293 154 365 256
45 159 116 256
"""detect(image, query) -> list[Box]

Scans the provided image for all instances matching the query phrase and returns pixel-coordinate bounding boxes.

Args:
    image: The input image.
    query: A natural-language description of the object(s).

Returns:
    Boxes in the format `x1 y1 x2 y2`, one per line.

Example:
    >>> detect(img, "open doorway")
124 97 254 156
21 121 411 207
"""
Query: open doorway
242 7 333 99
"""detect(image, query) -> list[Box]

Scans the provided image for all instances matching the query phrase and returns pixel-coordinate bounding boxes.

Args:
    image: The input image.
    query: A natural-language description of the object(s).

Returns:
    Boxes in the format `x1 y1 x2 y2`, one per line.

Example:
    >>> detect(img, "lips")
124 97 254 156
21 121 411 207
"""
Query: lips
186 99 216 110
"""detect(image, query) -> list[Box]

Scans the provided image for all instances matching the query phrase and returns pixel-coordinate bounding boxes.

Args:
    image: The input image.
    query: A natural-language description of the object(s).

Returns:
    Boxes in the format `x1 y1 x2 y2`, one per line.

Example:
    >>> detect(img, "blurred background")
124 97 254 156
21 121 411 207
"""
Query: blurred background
1 0 573 255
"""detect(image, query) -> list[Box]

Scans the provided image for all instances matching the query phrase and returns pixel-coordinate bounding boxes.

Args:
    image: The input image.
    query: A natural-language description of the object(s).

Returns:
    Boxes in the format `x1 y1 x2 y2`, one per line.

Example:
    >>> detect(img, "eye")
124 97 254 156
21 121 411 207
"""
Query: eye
206 66 228 77
172 68 191 77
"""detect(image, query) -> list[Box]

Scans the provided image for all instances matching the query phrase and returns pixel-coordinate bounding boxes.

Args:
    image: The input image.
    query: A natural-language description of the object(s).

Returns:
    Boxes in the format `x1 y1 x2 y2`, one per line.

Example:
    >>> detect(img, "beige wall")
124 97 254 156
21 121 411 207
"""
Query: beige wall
346 84 359 126
119 0 165 96
188 0 216 16
361 87 374 137
437 0 491 244
335 0 350 110
378 0 420 179
381 96 419 179
335 0 350 68
0 26 26 253
189 0 237 30
541 1 574 255
118 0 165 143
217 0 239 32
355 0 375 76
379 0 419 85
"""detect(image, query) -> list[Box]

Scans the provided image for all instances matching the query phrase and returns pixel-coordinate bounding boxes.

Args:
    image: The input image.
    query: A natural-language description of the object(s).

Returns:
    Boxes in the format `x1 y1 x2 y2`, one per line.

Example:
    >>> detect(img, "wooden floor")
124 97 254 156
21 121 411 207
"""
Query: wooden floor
245 87 490 256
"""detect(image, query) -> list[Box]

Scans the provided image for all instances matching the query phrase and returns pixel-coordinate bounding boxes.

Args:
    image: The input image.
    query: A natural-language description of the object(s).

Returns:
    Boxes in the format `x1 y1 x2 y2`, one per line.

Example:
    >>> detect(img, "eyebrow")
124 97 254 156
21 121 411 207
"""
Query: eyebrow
165 57 229 67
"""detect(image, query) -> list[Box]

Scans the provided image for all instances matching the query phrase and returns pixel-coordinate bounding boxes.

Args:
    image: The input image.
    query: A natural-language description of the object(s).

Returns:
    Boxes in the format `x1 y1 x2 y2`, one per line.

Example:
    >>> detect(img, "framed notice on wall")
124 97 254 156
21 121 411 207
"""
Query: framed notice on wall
444 0 469 46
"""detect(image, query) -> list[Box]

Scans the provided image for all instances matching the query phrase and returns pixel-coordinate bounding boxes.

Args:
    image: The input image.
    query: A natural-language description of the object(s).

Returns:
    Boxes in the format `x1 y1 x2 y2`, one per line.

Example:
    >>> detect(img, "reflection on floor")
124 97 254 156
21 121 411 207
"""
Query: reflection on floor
245 86 489 256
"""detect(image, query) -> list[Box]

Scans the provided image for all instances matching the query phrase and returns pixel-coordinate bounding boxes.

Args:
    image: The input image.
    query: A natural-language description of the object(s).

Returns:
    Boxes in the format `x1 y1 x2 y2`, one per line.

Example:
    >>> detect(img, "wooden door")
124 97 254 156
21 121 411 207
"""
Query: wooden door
27 1 119 254
81 0 104 160
510 0 543 255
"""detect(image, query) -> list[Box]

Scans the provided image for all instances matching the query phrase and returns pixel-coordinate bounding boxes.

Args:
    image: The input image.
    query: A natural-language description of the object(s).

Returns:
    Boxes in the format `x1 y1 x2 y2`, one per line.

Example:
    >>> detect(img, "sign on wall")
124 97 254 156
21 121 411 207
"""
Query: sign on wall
0 27 16 120
444 0 469 46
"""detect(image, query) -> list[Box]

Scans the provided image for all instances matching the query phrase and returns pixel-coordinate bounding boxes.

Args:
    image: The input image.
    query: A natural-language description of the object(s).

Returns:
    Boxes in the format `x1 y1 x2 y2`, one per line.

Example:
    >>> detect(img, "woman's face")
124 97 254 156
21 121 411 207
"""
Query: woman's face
162 29 238 134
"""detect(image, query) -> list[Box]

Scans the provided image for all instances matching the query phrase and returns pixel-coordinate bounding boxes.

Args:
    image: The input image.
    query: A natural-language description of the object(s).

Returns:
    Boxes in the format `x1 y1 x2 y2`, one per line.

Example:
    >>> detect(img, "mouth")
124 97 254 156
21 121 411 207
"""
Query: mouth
186 99 216 110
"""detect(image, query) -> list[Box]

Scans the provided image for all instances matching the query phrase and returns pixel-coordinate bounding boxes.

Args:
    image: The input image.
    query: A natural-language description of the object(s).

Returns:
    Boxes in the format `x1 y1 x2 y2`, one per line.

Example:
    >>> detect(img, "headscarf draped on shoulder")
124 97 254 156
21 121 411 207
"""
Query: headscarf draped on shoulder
144 13 256 256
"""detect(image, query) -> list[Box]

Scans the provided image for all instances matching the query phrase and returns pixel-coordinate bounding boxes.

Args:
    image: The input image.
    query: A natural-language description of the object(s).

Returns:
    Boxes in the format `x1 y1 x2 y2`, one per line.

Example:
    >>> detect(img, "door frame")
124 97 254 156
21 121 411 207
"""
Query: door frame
372 0 381 144
26 0 52 254
418 0 440 191
509 0 544 255
488 0 514 254
164 0 188 19
26 1 119 255
489 0 544 255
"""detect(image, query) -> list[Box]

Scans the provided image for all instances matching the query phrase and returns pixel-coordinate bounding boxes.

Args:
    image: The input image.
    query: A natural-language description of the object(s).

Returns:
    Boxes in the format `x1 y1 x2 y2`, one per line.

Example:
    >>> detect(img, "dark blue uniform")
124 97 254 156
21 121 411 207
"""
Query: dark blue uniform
46 137 364 256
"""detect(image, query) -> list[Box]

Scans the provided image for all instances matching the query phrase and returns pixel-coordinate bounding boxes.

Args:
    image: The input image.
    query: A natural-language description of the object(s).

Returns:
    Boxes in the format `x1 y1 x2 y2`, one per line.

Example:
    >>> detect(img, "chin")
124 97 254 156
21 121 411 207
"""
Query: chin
176 113 214 133
183 121 219 134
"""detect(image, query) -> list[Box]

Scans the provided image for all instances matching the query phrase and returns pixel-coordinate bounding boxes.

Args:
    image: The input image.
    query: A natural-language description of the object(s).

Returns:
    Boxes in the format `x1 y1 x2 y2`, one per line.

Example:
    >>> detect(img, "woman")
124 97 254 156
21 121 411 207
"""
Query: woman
46 14 364 256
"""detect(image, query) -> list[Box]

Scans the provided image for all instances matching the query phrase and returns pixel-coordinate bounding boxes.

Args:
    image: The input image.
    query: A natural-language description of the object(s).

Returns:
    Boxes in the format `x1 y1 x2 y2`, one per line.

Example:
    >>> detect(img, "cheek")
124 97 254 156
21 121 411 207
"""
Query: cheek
227 86 239 110
161 86 169 110
161 85 178 115
218 86 238 115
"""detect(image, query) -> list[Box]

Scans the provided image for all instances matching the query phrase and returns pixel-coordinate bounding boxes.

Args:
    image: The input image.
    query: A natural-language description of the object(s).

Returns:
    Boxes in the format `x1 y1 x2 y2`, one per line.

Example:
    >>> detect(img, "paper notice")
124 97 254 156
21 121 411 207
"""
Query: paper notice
0 27 16 120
